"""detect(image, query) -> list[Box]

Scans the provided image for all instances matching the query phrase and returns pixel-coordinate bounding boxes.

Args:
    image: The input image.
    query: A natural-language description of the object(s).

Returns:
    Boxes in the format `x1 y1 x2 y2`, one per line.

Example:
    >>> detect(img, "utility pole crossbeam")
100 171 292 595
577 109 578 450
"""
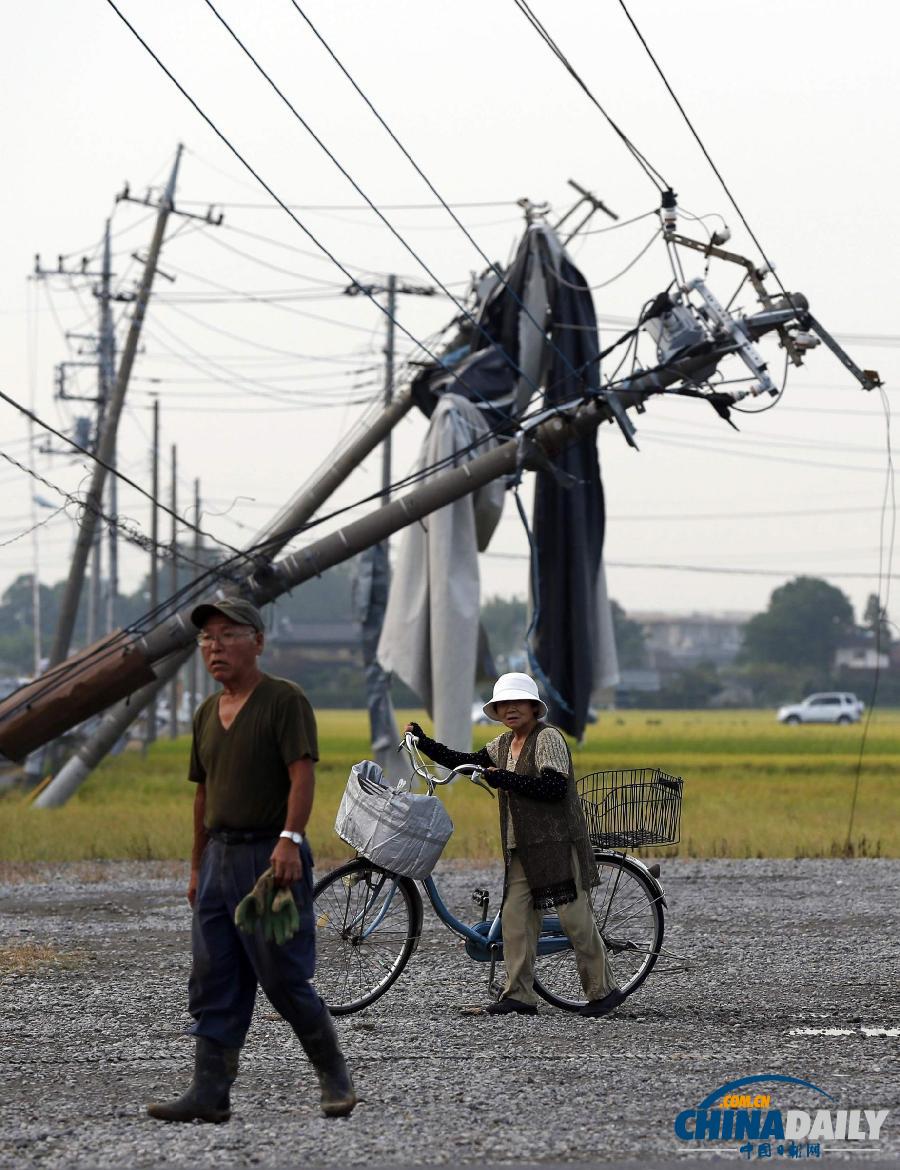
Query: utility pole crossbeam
47 145 184 670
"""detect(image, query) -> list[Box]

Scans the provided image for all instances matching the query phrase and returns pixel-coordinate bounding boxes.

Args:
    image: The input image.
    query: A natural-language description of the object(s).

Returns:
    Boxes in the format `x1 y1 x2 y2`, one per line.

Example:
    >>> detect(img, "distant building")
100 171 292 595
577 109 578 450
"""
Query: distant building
834 633 891 671
631 611 750 670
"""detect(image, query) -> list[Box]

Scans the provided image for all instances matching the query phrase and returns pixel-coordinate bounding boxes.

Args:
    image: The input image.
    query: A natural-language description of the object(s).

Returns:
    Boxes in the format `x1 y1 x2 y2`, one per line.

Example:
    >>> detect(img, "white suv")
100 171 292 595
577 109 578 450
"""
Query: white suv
777 692 864 725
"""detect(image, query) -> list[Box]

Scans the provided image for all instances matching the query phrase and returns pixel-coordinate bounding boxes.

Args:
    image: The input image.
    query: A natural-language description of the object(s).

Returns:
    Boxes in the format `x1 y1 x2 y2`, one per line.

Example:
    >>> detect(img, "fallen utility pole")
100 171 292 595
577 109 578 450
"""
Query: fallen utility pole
10 325 743 776
28 390 417 806
47 145 183 669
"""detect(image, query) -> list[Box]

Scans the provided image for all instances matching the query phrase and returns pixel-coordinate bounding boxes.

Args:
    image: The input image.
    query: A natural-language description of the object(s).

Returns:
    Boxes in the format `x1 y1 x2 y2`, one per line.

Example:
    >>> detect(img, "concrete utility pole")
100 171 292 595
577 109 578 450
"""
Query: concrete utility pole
47 144 183 669
188 478 201 717
168 444 178 739
21 372 671 805
146 397 160 749
9 287 817 782
28 390 420 805
344 275 433 506
382 274 397 502
99 221 119 633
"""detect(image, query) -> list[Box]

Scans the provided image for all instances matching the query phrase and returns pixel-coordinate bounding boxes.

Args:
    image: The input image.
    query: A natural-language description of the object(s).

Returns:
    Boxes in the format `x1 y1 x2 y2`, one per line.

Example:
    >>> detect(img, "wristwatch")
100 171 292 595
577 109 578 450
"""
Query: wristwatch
279 830 304 845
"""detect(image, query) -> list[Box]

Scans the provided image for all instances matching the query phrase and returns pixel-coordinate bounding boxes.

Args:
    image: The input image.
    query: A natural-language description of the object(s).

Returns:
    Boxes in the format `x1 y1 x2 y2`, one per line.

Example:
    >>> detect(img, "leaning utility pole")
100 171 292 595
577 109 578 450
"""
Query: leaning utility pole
47 144 183 668
28 390 419 806
382 274 397 502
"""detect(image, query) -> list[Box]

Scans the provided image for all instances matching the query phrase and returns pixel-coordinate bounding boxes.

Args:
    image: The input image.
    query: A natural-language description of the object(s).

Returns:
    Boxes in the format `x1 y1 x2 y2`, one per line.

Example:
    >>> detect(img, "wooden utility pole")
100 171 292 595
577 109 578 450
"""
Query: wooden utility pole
48 144 183 668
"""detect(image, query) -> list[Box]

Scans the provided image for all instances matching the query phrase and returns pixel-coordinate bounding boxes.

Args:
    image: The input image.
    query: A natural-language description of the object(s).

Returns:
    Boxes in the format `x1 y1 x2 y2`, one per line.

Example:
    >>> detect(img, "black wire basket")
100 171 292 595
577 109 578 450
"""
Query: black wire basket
578 768 683 849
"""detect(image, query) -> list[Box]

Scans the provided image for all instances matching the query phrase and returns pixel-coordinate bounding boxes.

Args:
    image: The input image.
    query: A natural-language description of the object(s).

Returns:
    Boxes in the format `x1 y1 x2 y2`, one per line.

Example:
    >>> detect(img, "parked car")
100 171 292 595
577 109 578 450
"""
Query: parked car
777 692 864 725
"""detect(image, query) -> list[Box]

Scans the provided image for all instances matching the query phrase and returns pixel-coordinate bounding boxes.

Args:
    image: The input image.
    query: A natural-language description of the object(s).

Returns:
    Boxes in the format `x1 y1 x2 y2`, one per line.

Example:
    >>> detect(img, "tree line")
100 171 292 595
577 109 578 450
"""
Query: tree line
0 568 893 708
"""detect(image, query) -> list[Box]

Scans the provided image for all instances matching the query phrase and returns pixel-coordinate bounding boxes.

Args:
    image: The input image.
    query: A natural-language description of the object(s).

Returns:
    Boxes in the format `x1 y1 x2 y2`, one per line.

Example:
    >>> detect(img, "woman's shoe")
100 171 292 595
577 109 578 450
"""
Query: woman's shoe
578 988 627 1018
484 997 538 1016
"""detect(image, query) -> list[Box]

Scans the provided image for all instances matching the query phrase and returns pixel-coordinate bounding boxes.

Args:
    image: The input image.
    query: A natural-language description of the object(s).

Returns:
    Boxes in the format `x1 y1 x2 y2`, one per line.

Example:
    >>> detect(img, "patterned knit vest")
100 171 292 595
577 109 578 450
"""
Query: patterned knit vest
497 722 599 909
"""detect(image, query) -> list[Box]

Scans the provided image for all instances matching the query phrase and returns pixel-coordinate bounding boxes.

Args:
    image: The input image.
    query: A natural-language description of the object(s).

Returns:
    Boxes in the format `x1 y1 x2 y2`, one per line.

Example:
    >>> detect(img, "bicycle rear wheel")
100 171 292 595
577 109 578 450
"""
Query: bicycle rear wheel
313 859 421 1014
532 851 664 1011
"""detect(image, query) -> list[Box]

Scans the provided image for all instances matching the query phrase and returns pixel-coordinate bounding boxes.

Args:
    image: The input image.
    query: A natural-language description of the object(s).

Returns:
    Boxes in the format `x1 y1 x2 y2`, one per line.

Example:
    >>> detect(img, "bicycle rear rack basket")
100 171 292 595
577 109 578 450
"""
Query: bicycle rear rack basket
578 768 683 848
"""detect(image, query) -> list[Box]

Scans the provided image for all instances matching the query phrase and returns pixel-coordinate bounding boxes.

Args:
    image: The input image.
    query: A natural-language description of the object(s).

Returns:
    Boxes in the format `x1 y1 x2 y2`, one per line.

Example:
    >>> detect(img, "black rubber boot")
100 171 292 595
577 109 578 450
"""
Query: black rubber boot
294 1009 357 1118
146 1036 240 1123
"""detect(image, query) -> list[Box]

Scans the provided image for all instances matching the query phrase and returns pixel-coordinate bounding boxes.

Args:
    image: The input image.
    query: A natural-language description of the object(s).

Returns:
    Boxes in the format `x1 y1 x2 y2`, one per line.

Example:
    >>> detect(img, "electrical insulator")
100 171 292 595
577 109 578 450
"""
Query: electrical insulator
660 188 678 232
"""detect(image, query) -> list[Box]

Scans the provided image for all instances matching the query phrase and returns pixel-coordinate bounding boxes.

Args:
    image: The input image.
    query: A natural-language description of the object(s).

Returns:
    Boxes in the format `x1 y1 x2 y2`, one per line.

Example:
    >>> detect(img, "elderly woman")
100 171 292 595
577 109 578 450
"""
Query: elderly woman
405 672 623 1018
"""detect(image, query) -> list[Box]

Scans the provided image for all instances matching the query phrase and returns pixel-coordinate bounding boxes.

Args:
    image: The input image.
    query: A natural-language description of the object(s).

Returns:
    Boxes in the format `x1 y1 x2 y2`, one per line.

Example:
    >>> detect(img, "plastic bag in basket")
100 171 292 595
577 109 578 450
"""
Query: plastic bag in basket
334 760 453 879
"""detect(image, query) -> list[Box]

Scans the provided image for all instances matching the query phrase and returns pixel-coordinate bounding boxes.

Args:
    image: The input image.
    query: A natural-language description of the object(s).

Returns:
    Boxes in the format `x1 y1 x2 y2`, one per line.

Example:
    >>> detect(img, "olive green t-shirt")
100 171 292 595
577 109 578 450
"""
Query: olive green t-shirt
188 674 318 832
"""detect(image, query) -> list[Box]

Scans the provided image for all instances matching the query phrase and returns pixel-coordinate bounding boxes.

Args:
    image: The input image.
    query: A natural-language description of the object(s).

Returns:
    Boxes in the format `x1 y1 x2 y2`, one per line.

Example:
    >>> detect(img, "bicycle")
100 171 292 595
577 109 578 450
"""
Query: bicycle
313 733 682 1014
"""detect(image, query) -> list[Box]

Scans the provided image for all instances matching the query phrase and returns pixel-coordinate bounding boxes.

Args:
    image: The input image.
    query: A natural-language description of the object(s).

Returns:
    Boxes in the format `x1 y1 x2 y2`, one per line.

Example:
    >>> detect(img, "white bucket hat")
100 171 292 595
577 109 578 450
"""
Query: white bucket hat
482 672 548 722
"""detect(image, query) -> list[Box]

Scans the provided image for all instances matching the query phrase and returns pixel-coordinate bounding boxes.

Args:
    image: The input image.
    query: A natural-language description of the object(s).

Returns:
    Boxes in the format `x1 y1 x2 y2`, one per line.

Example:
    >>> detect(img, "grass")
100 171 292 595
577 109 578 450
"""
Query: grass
0 941 89 977
0 709 897 863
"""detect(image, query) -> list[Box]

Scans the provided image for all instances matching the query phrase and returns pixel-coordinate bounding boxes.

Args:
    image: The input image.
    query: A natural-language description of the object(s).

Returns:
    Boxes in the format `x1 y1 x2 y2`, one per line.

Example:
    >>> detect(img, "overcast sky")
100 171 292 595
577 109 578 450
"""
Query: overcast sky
1 0 897 634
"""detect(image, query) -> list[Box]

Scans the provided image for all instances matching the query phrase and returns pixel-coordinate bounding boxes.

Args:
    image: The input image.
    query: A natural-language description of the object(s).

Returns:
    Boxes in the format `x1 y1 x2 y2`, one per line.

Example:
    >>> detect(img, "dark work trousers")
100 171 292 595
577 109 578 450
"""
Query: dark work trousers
188 835 325 1049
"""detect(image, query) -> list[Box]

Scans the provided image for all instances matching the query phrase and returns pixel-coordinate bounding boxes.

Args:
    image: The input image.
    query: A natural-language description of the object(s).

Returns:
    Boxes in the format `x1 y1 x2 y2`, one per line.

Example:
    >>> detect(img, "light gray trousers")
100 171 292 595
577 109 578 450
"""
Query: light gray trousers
501 847 616 1006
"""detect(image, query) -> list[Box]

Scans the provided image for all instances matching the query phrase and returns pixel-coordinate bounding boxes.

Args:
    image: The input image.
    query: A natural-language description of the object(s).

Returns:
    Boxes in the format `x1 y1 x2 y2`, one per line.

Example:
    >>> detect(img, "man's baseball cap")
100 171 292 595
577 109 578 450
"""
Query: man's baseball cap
190 597 265 632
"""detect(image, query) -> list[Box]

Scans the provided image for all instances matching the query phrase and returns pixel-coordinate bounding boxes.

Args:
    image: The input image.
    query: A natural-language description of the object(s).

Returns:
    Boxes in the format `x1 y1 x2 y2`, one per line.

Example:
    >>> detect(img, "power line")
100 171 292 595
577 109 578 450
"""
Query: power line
286 0 616 404
0 388 252 563
200 0 544 411
613 0 790 303
0 447 219 577
485 549 898 582
180 198 521 211
511 0 668 192
159 300 378 361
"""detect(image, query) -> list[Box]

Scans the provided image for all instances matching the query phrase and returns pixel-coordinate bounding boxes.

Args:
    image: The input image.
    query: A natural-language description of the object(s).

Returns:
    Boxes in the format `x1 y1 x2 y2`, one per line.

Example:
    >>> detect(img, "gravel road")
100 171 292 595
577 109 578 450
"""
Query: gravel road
0 858 897 1169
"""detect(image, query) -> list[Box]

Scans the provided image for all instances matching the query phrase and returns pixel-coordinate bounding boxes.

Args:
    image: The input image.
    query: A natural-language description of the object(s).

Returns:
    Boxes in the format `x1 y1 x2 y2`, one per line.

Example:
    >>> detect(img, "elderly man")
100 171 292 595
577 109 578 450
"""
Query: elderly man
147 597 355 1123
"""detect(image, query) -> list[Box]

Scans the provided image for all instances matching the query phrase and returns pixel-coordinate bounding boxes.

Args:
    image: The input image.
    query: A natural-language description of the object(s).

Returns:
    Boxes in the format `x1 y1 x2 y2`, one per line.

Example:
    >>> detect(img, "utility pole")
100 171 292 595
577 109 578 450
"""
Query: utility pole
168 444 178 739
146 397 160 750
98 221 119 633
47 144 183 669
27 388 422 805
188 478 201 717
345 274 431 503
382 274 397 502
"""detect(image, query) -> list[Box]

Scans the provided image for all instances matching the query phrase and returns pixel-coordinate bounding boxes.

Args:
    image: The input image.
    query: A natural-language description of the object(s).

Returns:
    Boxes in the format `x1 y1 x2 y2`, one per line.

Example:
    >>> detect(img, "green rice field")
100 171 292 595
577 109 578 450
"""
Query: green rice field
1 708 897 863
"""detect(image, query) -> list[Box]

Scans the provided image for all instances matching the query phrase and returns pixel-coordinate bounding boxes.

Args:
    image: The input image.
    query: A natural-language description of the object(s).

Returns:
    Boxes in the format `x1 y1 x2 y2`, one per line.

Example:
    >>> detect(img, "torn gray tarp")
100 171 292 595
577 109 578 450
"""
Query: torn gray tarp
377 393 504 751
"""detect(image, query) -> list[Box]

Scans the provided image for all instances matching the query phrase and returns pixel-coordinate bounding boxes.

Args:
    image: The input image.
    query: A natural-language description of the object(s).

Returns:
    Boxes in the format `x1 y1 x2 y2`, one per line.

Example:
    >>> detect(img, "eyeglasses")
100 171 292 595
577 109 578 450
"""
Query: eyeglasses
196 630 257 648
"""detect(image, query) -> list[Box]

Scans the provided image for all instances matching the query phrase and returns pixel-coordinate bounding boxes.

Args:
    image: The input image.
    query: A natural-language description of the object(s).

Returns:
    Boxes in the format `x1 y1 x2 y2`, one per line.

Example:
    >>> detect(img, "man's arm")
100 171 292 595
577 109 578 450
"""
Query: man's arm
188 782 209 907
270 757 315 887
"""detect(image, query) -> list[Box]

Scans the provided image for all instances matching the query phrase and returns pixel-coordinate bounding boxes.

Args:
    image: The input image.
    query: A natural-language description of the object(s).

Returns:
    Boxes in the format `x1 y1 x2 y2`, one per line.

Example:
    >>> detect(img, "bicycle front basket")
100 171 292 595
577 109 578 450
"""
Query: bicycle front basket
578 767 682 848
335 760 453 879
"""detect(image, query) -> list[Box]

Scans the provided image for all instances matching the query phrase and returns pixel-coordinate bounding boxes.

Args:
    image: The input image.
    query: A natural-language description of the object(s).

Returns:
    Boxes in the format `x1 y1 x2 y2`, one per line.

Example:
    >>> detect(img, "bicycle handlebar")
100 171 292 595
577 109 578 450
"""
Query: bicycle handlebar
398 733 496 799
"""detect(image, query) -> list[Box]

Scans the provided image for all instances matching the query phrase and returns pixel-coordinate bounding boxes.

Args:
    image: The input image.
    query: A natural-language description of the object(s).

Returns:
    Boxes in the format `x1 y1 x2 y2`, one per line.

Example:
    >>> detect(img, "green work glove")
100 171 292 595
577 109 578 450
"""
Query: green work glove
234 867 275 935
269 886 301 945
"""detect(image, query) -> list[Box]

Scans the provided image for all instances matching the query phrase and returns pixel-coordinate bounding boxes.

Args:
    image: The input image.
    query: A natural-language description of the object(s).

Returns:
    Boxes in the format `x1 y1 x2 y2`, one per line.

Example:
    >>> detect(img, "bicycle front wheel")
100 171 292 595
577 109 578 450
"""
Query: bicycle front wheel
313 859 421 1014
532 851 664 1011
